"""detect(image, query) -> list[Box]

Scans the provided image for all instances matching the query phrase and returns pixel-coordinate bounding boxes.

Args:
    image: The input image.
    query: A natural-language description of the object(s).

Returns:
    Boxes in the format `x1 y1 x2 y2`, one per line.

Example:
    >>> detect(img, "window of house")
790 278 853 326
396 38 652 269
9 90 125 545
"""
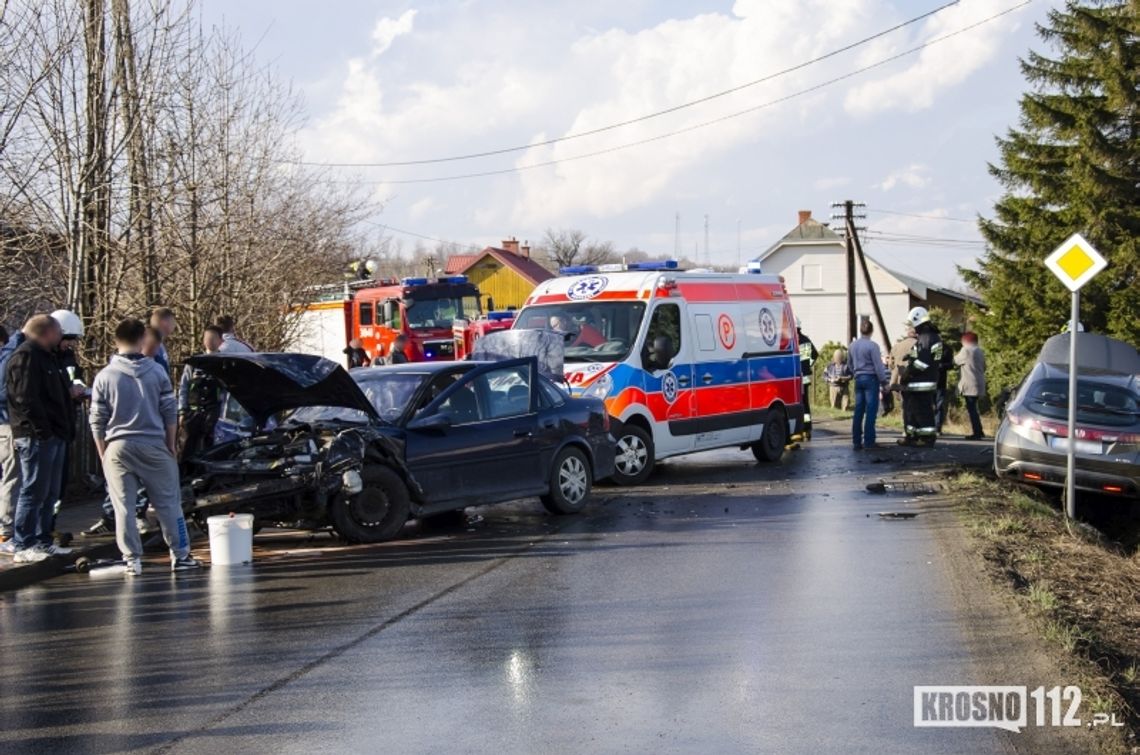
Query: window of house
801 264 823 291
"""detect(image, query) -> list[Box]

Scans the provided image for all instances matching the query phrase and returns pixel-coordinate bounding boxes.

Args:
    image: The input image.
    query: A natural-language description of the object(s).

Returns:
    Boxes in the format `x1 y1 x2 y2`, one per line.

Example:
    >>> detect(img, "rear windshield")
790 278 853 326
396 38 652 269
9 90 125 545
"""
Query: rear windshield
1025 378 1139 428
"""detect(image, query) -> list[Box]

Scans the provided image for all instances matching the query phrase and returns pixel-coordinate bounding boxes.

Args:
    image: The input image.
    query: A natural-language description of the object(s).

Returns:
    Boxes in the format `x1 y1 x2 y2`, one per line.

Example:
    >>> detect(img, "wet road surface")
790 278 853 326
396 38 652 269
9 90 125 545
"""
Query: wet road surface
0 430 1020 753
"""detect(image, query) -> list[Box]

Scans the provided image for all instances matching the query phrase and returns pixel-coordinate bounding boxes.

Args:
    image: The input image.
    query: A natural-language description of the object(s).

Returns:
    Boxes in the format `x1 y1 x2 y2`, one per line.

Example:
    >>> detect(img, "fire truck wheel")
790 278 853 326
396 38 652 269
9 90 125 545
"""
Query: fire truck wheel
330 465 411 543
610 424 654 486
752 410 787 463
541 447 593 515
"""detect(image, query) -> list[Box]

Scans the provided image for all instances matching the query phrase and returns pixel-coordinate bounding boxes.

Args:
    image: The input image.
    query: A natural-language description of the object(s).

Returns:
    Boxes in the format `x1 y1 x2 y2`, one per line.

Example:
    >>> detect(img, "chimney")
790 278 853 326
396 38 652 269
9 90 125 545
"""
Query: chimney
520 241 530 259
502 237 520 254
797 210 812 225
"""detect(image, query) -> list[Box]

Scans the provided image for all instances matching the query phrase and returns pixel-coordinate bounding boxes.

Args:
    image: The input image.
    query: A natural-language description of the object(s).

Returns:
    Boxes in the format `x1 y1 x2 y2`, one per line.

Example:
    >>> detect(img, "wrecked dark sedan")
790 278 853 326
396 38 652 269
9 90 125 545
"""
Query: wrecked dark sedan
183 352 616 542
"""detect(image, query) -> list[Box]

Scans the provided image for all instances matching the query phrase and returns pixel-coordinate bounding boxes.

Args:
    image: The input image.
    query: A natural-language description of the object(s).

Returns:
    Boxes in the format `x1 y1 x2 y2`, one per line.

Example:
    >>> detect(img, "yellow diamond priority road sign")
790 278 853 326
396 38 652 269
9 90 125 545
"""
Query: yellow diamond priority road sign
1044 233 1107 292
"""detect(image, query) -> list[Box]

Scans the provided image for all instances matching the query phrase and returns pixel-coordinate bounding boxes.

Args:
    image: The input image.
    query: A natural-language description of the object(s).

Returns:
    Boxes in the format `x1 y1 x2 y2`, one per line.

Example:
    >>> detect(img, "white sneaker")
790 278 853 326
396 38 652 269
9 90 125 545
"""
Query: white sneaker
46 544 73 556
125 558 143 576
136 517 151 535
14 548 49 563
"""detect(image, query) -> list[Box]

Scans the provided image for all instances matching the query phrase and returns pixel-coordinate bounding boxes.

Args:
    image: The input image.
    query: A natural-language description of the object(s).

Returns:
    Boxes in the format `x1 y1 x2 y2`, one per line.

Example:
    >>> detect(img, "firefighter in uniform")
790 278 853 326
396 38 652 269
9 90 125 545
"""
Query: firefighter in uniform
796 318 819 441
897 307 943 447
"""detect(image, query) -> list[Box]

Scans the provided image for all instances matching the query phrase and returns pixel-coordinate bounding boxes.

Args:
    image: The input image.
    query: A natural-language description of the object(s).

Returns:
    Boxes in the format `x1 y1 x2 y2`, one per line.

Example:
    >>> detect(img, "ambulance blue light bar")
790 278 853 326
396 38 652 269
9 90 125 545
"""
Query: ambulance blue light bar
559 265 599 275
401 277 429 286
439 275 468 284
626 259 679 271
487 311 514 321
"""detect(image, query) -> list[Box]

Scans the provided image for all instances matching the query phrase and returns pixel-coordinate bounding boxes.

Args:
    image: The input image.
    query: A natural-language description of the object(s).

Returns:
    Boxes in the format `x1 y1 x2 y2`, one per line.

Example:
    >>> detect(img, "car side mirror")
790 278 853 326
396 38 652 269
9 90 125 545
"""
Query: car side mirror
408 413 451 432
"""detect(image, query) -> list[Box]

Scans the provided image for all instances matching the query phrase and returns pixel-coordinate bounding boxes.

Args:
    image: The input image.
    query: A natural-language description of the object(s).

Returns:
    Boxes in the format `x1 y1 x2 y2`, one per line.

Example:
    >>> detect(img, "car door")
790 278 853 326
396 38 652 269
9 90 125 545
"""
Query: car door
641 301 695 457
404 359 543 509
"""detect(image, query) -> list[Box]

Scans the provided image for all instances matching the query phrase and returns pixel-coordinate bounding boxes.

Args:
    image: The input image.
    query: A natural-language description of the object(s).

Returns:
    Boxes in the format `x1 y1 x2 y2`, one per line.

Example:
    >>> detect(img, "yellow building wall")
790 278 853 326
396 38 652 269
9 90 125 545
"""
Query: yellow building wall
467 259 541 311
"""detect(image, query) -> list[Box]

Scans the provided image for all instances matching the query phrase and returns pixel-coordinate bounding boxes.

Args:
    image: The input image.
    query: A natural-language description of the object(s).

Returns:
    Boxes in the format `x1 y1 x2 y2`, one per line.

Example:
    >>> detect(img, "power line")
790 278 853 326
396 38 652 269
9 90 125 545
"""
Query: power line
867 208 978 223
358 218 481 250
334 1 1031 186
288 2 960 168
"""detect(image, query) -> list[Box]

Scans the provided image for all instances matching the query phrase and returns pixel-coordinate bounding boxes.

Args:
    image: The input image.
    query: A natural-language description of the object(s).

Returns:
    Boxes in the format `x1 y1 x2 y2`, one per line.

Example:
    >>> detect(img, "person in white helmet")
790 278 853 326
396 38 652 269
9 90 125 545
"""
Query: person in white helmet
897 307 944 447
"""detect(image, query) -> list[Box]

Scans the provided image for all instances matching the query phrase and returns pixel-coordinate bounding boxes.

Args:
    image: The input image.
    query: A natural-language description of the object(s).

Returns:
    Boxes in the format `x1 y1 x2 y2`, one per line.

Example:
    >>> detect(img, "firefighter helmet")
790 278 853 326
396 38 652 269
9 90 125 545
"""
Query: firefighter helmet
50 309 83 338
904 307 930 328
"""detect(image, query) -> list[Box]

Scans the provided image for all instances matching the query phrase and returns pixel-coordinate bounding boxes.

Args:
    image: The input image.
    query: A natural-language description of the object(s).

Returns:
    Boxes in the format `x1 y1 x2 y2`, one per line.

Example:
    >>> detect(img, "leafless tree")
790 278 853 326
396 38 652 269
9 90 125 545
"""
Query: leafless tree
539 228 619 269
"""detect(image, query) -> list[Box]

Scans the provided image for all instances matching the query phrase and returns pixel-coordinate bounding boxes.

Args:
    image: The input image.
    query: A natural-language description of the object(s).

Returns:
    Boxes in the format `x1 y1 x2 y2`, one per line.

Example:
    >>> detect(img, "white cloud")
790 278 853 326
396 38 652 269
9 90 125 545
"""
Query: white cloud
843 0 1027 117
408 196 438 221
370 9 416 57
876 163 930 191
814 176 850 191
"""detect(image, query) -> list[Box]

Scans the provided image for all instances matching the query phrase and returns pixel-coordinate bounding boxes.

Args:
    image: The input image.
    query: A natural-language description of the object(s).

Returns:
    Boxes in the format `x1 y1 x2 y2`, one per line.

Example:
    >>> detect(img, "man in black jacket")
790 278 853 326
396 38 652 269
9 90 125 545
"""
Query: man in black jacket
898 307 944 448
5 315 75 561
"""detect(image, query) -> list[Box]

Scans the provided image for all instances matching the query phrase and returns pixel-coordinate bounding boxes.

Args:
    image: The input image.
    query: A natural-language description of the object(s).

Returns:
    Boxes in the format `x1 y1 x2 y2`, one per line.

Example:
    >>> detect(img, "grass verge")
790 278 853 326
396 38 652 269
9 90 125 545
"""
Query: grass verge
950 471 1139 750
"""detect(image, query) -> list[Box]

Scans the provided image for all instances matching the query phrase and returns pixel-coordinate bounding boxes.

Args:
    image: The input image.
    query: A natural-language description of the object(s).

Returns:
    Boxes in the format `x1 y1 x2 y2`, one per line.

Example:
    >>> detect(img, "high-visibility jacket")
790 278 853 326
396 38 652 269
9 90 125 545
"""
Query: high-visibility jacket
798 331 818 385
902 323 943 392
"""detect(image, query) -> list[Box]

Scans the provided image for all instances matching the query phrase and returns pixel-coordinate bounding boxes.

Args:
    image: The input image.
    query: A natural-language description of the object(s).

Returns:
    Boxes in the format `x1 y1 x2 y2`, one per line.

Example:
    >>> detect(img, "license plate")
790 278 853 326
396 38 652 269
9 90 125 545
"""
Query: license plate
1048 437 1104 455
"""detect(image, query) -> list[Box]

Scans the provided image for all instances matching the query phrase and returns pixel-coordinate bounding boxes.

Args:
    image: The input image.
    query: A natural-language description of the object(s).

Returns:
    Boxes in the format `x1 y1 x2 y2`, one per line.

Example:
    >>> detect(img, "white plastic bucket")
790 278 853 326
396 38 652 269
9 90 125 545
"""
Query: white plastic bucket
207 513 254 566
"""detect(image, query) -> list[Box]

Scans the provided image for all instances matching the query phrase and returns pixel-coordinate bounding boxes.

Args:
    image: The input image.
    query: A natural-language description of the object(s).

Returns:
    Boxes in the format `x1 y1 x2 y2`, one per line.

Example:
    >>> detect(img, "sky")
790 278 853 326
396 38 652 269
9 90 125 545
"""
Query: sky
198 0 1063 290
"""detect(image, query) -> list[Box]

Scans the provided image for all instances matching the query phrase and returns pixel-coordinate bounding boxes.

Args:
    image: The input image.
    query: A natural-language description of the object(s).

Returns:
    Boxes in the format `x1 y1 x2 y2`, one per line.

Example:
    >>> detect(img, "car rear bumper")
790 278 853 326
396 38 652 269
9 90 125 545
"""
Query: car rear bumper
995 433 1139 497
590 433 617 481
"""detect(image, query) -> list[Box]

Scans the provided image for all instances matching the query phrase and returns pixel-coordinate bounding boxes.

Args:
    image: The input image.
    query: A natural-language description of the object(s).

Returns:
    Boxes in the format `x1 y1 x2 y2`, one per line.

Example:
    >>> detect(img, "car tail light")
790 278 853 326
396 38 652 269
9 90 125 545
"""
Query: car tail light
1007 412 1139 444
1023 471 1043 481
1102 484 1124 494
602 413 611 432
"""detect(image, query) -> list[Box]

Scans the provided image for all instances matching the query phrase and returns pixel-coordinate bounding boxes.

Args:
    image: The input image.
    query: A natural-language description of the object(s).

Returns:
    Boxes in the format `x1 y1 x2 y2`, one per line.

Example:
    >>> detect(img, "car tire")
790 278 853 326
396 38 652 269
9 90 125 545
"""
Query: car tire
610 424 654 486
541 447 593 515
752 409 787 463
329 465 411 543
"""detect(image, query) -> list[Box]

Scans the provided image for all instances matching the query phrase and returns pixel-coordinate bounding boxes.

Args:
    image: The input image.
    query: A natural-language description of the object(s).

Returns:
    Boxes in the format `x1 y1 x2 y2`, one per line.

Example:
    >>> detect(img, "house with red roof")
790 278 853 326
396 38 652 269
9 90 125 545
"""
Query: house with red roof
444 237 553 311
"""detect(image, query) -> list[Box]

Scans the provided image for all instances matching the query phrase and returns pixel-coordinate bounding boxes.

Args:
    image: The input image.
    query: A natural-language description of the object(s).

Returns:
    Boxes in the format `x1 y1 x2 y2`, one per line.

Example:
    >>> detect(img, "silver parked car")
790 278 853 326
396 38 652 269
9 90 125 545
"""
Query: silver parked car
994 333 1139 499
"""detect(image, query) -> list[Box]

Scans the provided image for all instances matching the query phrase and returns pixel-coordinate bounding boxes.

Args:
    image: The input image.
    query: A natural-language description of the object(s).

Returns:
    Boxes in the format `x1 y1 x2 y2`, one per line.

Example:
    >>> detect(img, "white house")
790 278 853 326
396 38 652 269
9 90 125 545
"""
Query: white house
752 210 978 352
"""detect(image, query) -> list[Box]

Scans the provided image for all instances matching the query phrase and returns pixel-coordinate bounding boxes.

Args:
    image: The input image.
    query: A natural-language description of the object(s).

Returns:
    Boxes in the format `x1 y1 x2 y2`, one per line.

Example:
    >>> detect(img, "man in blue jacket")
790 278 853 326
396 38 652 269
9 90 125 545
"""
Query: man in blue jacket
0 327 26 547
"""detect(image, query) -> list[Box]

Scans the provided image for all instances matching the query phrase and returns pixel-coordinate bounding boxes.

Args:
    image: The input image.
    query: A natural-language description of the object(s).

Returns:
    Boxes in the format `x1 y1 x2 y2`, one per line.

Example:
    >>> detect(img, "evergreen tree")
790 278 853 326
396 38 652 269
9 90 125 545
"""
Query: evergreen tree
963 0 1138 391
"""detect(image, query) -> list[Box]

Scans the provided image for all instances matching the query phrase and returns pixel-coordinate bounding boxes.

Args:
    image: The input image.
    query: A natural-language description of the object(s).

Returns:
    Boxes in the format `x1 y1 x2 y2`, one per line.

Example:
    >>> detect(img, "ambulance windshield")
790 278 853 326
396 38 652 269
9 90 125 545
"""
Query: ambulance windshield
513 302 646 363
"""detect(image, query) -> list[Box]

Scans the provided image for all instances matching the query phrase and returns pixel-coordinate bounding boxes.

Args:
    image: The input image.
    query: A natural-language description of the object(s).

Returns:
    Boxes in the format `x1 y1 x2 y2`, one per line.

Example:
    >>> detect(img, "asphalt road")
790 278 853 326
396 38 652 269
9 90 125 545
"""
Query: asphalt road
0 428 1054 753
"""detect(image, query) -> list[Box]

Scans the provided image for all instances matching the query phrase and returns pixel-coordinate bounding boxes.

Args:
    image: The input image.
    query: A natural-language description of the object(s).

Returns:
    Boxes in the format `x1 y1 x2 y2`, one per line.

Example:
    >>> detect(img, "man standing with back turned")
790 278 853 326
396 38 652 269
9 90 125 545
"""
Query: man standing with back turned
90 318 201 575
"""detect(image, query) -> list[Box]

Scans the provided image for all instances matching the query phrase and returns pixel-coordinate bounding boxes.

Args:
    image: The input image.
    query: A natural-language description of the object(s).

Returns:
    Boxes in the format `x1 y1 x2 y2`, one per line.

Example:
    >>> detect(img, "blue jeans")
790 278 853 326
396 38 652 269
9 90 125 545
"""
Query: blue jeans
852 374 881 448
13 436 65 549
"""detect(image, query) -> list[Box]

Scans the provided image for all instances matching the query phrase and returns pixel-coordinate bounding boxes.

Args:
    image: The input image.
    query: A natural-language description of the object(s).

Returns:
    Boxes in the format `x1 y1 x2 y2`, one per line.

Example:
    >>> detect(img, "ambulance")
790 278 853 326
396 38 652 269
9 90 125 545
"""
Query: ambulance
513 261 804 484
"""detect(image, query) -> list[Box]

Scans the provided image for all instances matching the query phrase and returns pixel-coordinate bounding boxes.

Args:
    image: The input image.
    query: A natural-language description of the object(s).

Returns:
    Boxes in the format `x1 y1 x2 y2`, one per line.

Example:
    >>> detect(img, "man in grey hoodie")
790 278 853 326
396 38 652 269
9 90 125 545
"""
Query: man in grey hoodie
89 318 201 575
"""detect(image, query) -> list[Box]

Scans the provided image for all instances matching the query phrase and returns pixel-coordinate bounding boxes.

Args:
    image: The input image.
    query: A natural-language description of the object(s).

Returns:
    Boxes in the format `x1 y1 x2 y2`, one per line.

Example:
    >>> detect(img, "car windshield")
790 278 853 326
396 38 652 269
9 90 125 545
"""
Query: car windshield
1025 378 1139 428
513 301 646 362
289 372 429 425
405 296 480 330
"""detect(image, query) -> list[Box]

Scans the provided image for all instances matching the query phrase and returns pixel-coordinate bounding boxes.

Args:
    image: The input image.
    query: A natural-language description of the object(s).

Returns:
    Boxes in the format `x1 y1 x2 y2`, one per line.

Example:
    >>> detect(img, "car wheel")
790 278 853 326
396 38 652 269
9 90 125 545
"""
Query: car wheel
752 409 787 463
329 465 411 543
541 447 593 515
610 425 654 486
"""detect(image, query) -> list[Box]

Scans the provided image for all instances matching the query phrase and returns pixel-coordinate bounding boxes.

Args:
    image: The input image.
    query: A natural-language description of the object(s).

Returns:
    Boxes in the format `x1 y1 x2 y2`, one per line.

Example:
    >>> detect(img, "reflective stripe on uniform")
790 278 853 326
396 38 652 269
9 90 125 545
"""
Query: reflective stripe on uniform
904 382 937 391
911 359 929 370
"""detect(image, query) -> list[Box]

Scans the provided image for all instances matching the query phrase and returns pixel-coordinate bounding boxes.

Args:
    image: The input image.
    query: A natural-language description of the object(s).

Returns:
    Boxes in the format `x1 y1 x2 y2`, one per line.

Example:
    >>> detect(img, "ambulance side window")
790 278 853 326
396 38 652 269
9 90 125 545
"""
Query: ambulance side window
643 303 681 369
694 314 716 352
359 302 374 326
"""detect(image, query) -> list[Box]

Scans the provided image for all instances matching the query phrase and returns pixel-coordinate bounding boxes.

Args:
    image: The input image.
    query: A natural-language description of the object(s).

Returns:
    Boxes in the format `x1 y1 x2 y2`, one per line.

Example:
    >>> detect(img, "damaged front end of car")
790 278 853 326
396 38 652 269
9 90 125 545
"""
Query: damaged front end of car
180 353 422 542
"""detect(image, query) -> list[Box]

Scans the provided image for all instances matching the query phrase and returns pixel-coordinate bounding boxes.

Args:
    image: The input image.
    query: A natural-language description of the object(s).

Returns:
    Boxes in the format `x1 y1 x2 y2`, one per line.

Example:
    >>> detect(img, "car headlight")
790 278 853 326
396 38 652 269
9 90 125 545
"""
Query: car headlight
342 469 364 495
583 373 613 400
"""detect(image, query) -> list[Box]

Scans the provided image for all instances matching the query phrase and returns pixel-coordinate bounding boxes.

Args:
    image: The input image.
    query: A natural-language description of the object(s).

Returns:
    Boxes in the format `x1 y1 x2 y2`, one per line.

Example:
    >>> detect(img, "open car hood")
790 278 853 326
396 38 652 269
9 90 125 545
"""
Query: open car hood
187 353 379 424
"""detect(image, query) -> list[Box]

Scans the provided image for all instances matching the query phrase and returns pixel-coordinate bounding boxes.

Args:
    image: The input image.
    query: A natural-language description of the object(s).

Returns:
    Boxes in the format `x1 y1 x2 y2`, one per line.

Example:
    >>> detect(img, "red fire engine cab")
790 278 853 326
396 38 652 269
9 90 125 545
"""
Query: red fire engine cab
290 275 484 364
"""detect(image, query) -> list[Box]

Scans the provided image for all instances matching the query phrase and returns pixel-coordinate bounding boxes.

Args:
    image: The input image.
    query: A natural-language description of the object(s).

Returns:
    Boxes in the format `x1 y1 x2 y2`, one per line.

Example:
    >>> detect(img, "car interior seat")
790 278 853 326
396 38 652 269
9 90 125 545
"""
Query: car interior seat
445 387 479 424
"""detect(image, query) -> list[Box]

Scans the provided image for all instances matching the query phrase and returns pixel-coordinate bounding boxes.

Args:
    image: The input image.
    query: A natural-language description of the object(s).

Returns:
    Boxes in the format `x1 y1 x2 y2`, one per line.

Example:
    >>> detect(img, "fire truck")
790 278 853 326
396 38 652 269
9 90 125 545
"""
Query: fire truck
290 275 487 364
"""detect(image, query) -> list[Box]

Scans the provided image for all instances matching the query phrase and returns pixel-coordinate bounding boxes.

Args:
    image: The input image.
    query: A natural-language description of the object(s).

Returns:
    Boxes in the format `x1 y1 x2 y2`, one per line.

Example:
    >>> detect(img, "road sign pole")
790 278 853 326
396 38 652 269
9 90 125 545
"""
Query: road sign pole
1066 290 1079 519
1043 232 1107 520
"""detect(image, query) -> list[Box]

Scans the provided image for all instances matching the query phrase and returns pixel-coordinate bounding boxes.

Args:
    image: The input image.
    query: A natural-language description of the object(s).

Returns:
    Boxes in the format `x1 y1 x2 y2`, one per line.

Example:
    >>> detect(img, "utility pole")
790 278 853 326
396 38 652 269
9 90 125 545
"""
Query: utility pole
831 201 860 343
674 212 680 258
831 201 889 348
737 219 742 267
704 214 710 267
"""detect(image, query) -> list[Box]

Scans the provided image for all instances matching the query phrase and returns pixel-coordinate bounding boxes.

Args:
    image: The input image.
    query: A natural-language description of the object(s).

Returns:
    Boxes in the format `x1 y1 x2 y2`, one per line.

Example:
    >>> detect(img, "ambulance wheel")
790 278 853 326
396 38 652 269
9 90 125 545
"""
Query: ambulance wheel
541 447 592 515
611 425 654 486
330 465 410 543
752 411 787 463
